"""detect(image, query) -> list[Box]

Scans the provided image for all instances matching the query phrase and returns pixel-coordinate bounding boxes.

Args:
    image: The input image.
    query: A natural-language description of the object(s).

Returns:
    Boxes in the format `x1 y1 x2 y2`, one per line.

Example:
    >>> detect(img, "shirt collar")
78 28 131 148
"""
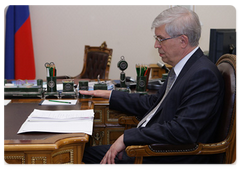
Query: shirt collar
173 46 199 77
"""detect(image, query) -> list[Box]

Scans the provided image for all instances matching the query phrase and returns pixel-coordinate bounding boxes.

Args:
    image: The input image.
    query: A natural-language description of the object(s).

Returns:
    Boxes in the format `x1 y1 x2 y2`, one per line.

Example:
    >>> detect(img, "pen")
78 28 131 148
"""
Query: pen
144 67 148 76
49 100 71 104
136 64 140 76
144 66 149 76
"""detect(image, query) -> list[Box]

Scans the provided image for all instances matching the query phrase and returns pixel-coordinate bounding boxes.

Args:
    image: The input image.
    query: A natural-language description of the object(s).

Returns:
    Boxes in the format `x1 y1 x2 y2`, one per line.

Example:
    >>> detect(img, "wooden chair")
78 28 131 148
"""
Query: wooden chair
119 54 236 164
57 42 112 79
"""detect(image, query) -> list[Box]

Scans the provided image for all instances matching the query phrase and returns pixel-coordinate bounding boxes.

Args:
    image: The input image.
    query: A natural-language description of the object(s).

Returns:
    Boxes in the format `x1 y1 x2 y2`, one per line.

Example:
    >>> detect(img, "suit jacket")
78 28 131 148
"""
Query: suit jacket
110 48 224 163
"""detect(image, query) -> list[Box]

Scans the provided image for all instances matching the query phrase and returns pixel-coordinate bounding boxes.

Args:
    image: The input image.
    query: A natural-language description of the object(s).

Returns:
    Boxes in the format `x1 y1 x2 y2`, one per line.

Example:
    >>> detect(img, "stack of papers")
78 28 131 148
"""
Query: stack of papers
18 109 95 135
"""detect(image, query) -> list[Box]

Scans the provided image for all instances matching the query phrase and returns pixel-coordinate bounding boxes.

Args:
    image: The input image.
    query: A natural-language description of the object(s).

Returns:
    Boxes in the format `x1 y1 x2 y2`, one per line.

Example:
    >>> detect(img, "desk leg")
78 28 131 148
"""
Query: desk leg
77 143 86 164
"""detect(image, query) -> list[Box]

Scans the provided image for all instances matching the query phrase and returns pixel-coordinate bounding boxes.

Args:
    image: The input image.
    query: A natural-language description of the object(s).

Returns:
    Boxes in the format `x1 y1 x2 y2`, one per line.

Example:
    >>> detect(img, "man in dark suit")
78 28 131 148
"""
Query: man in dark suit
80 6 224 164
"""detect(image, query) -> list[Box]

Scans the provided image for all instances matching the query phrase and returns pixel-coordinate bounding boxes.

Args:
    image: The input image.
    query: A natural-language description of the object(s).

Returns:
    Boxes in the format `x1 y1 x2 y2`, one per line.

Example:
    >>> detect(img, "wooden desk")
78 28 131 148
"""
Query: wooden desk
4 98 129 164
4 99 96 164
5 92 157 164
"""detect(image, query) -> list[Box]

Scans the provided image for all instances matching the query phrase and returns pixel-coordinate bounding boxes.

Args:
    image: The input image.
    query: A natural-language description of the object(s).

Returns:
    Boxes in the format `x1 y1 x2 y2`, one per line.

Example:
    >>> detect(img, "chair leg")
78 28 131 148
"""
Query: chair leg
134 157 143 164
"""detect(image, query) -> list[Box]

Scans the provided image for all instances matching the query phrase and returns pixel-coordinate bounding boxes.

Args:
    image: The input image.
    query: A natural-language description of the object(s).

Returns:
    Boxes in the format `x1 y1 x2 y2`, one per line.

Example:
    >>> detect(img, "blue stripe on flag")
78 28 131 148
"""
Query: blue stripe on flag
5 5 31 79
5 6 15 79
14 5 30 33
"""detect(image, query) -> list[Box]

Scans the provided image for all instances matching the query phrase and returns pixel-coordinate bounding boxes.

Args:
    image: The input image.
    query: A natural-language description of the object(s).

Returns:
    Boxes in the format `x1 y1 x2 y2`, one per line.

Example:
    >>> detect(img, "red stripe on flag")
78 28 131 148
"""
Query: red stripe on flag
14 16 35 79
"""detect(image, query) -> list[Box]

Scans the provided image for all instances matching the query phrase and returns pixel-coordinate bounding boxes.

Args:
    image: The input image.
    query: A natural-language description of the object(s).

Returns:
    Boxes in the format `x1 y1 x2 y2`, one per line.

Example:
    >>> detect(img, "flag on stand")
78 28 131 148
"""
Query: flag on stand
5 5 36 79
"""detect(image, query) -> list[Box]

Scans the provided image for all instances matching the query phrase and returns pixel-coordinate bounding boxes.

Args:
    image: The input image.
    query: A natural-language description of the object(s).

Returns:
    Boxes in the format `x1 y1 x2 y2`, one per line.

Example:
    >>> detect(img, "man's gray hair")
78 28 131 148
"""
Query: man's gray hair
152 6 201 47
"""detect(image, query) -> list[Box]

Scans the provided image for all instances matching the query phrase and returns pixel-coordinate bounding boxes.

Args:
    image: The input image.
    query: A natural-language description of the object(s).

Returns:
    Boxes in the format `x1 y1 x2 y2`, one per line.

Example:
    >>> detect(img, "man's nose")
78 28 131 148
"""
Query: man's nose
154 40 161 49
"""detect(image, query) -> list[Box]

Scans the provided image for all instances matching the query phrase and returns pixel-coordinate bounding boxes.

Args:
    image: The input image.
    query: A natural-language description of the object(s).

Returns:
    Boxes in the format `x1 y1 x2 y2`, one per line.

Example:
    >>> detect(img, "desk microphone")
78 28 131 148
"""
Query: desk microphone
157 61 170 73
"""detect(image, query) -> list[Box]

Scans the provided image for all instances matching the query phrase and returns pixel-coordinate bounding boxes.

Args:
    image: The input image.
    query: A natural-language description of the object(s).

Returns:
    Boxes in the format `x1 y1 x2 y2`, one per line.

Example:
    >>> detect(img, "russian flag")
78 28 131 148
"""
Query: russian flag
5 5 36 79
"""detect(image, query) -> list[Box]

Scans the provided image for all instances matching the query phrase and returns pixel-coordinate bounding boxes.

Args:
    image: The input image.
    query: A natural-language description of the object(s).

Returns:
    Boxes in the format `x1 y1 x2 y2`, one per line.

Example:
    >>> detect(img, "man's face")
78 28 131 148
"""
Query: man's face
154 25 182 66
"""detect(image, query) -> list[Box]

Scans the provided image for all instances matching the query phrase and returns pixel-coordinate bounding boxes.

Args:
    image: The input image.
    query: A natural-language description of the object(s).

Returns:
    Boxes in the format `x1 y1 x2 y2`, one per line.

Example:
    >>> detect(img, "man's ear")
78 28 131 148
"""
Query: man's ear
179 35 189 48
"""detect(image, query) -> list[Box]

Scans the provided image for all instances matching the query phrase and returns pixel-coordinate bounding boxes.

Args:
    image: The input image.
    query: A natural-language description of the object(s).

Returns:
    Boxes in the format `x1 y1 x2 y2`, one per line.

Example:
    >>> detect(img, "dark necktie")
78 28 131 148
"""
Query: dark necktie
165 69 176 94
137 69 176 128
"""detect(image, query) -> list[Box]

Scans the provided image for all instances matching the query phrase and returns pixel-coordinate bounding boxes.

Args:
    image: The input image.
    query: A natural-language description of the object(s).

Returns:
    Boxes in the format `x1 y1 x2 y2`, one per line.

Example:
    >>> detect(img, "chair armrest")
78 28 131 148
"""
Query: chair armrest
126 140 230 160
149 143 198 153
126 143 199 158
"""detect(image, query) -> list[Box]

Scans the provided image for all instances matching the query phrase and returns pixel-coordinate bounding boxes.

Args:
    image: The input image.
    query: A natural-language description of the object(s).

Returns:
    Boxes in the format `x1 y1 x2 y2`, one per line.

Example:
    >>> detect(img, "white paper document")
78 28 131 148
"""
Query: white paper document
4 100 11 106
40 100 77 105
18 109 95 135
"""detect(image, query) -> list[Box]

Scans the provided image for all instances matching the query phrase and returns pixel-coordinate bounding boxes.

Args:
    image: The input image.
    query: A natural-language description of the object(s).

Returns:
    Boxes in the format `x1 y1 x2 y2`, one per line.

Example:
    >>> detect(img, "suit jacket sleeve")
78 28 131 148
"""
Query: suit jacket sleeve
109 83 166 120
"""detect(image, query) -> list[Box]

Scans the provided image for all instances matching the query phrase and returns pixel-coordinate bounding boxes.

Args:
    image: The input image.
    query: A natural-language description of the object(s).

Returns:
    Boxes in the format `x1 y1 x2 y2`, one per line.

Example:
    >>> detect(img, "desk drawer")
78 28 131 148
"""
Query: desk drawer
5 152 25 164
105 127 125 145
93 102 132 146
94 105 106 125
106 109 130 125
94 101 132 125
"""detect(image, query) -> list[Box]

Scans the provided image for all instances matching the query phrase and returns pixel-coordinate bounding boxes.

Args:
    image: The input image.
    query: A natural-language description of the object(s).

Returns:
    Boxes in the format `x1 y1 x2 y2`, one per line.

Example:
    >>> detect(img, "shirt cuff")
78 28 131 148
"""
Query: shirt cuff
109 90 114 102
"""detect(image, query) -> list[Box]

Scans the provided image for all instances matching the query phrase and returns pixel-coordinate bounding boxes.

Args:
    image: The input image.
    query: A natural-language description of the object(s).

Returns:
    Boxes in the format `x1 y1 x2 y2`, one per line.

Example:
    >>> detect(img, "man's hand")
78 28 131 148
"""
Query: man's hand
79 90 112 99
100 134 126 164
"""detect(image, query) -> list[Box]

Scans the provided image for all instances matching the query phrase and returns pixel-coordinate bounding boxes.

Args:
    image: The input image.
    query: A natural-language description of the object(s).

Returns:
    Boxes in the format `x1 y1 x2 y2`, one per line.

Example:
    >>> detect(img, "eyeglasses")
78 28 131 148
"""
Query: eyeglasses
154 34 183 44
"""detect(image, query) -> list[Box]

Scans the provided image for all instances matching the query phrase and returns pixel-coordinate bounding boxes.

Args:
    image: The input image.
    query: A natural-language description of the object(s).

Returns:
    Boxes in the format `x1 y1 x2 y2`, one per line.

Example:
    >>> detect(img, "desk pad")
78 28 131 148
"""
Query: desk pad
4 102 83 142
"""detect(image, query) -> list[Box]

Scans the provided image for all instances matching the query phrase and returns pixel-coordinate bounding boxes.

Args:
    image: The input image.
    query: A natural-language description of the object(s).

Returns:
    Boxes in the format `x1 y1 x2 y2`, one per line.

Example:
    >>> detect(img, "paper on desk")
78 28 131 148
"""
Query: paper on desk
40 100 77 105
17 109 95 135
4 100 11 106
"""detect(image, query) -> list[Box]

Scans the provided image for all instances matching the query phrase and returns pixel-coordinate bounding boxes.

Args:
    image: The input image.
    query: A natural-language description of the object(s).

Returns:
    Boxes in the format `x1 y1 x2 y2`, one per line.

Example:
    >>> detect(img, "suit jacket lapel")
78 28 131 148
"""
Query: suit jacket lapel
156 48 204 111
174 48 204 85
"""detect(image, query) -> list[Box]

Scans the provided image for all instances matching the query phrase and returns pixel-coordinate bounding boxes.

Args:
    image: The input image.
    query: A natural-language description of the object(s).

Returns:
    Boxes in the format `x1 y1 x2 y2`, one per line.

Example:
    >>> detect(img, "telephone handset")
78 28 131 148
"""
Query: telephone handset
157 61 170 73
